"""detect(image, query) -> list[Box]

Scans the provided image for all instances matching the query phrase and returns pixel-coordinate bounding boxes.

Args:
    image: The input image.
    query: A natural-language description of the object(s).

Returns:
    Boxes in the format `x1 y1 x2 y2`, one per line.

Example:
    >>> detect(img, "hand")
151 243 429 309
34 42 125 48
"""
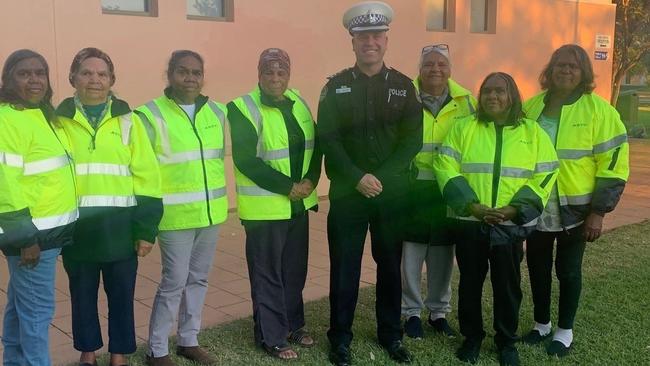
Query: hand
469 203 504 225
356 174 383 198
495 205 517 222
135 240 154 257
298 179 315 196
289 183 304 201
19 244 40 268
584 213 604 242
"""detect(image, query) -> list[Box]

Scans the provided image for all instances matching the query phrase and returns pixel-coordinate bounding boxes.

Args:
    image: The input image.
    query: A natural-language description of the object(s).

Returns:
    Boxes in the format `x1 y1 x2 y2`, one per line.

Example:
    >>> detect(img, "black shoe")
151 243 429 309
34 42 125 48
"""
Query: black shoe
383 340 413 363
456 338 482 364
329 344 351 366
404 316 424 339
498 345 520 366
520 329 552 345
428 316 457 338
546 340 571 357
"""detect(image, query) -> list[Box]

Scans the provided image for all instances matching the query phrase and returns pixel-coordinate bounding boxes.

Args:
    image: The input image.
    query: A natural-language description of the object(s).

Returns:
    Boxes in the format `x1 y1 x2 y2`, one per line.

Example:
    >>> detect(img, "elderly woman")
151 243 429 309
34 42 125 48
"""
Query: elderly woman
135 50 228 366
57 47 163 366
227 48 321 360
0 49 78 366
434 72 558 366
521 44 629 357
401 44 476 339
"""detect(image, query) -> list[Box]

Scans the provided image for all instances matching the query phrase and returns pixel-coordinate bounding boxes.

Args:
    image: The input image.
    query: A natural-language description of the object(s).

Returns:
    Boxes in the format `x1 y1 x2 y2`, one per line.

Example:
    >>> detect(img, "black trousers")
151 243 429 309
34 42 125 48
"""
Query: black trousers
327 189 407 348
63 256 138 354
243 213 309 348
455 222 523 349
526 226 586 329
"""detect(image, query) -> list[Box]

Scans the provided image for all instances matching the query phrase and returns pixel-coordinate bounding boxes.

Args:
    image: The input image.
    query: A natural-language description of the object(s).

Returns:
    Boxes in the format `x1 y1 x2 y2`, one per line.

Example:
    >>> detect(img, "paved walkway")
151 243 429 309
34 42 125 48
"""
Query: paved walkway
1 139 649 365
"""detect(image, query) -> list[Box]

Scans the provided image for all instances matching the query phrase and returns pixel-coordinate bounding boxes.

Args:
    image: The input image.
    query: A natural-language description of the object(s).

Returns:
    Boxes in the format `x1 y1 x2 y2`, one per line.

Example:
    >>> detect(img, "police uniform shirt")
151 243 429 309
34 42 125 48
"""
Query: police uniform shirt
317 64 423 190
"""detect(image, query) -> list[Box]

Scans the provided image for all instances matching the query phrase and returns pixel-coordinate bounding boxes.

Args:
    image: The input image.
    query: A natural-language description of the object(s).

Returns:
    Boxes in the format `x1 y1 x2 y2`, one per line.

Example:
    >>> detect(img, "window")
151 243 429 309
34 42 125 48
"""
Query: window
101 0 158 16
470 0 497 33
426 0 455 32
187 0 233 21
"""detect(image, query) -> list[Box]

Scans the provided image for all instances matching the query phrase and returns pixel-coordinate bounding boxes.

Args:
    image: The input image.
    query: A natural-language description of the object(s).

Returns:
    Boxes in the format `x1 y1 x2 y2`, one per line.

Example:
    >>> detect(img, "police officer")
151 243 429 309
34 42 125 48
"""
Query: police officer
317 2 423 364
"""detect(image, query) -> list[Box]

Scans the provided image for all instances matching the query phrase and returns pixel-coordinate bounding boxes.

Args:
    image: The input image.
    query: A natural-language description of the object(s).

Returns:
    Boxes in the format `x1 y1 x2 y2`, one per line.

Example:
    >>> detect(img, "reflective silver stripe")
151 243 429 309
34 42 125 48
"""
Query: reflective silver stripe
135 111 157 145
145 101 172 155
305 139 315 150
241 95 262 132
289 90 314 117
461 163 493 174
466 95 475 114
79 195 137 207
76 163 131 177
237 185 281 197
593 134 627 154
501 167 533 178
535 161 560 173
163 187 226 205
557 149 592 160
260 148 290 160
420 143 441 153
454 216 538 227
158 149 224 164
0 226 3 234
32 209 78 230
23 155 70 176
0 152 24 168
439 146 461 162
559 193 592 206
119 115 133 145
206 101 227 149
416 169 436 181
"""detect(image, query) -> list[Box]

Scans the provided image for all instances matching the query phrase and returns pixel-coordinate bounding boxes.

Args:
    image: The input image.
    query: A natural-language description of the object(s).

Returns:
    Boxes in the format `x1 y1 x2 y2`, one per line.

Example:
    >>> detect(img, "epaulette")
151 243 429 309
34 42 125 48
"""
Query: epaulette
327 67 353 80
389 67 413 82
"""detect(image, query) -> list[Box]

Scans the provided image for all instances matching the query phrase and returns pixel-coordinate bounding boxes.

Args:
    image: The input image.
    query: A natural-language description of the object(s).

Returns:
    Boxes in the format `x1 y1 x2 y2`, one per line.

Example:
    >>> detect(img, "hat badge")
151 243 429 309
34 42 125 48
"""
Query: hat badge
367 12 380 24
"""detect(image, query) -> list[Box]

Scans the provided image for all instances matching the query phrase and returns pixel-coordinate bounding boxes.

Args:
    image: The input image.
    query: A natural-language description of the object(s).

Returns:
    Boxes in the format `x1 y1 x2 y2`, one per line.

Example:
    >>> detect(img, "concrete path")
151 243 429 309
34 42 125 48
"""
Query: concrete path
1 139 648 365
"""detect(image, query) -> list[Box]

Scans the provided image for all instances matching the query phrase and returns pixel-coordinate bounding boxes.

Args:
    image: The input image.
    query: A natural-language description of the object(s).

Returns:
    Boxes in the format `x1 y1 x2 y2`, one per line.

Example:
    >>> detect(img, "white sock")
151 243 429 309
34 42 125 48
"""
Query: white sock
533 321 552 336
430 313 445 321
553 327 573 347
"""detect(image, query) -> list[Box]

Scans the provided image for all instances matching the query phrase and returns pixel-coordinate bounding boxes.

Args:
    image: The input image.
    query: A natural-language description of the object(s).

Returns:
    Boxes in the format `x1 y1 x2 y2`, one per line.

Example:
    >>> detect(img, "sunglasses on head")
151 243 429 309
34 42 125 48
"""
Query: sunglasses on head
422 44 450 55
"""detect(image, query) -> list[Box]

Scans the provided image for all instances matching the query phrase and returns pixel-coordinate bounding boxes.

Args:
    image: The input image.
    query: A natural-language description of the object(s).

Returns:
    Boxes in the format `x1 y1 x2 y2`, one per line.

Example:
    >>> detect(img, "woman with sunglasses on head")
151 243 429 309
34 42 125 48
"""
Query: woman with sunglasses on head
521 44 629 357
56 47 163 366
401 44 476 340
0 49 78 366
434 72 558 366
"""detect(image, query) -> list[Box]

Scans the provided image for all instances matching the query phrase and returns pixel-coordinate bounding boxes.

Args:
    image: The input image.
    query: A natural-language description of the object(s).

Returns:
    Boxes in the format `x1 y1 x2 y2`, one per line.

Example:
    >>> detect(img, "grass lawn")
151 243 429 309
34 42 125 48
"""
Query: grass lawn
88 221 650 365
636 106 650 134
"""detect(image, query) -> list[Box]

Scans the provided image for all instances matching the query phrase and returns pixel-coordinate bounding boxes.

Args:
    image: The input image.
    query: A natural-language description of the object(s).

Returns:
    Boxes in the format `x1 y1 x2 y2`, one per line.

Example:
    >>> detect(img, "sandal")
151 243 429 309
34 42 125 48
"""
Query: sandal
288 328 315 348
263 344 298 360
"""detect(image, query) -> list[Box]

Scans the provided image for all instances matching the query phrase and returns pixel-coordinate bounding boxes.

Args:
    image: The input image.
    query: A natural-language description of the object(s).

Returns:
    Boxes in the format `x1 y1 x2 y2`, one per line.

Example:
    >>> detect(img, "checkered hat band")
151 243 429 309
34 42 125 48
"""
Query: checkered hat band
348 14 389 29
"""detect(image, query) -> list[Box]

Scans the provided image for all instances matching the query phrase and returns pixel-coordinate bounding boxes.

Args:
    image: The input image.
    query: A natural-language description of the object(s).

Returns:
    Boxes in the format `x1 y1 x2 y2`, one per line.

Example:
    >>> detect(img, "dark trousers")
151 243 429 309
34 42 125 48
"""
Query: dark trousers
455 222 523 349
327 191 406 348
62 256 138 354
243 214 309 347
526 226 586 329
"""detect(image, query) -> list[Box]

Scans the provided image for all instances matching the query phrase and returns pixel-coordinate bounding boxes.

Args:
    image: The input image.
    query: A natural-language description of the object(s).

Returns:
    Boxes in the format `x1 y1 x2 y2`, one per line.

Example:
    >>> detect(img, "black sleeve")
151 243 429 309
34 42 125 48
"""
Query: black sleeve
304 130 322 184
442 176 479 217
374 81 423 181
0 208 38 249
591 177 626 215
509 186 544 225
227 102 294 195
132 196 163 243
316 83 366 186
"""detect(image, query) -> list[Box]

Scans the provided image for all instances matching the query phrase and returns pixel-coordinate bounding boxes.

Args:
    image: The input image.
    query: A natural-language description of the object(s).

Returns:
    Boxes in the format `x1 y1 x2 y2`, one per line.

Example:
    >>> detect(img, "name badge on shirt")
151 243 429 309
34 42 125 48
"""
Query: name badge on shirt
336 86 352 94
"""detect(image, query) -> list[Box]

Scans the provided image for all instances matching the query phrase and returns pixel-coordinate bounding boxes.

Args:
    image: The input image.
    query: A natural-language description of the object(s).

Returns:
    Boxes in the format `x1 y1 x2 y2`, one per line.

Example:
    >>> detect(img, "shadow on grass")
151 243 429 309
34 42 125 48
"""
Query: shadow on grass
86 220 650 365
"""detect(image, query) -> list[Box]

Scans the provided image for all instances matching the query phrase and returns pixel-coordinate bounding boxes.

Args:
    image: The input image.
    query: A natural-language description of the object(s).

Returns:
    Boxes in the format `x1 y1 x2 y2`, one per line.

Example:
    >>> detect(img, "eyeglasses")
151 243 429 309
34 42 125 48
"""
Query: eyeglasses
422 44 450 55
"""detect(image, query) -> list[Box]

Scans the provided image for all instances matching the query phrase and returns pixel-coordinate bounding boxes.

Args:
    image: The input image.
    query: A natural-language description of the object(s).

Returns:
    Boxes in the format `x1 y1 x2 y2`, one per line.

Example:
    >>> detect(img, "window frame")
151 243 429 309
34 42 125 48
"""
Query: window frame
469 0 497 34
426 0 456 32
101 0 158 17
186 0 234 22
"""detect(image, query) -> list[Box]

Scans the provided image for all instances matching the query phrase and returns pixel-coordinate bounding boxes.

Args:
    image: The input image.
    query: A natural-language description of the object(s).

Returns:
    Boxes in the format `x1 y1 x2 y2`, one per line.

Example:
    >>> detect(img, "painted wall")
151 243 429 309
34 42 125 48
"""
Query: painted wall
0 0 617 206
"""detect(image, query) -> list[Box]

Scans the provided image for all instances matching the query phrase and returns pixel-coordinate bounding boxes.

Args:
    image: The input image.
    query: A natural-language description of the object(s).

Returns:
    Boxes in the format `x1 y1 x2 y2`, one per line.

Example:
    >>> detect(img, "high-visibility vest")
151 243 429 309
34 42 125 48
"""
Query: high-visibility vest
230 87 318 220
136 94 227 230
0 104 78 246
434 115 559 226
59 98 161 210
413 78 476 181
524 92 629 225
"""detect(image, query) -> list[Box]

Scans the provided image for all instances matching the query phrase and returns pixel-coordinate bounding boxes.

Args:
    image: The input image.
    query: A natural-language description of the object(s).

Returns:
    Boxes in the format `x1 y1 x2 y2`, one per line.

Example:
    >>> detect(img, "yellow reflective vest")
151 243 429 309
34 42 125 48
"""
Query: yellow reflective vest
230 87 318 220
136 92 228 230
413 78 477 181
524 91 629 226
434 115 559 244
0 104 77 253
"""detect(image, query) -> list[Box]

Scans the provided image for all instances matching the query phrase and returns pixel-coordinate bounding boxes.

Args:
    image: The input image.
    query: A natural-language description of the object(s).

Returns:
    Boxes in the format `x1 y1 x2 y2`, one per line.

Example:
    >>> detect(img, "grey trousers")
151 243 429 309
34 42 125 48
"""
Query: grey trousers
401 241 454 319
147 225 219 357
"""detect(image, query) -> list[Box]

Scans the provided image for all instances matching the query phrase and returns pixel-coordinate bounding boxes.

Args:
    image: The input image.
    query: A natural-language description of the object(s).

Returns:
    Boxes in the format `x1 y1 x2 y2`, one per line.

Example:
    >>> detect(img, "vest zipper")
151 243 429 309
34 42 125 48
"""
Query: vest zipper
492 124 504 208
178 104 213 226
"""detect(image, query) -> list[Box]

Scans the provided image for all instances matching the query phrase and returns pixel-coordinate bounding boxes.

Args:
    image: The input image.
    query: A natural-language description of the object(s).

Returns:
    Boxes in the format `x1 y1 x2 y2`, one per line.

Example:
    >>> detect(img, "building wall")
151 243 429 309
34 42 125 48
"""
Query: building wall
0 0 617 206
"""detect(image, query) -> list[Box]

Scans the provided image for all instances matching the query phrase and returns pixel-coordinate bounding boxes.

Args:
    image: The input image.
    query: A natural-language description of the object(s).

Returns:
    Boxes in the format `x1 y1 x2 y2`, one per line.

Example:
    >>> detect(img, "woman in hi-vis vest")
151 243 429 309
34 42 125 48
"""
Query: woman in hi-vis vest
228 48 322 361
57 47 163 366
0 49 78 366
135 50 228 366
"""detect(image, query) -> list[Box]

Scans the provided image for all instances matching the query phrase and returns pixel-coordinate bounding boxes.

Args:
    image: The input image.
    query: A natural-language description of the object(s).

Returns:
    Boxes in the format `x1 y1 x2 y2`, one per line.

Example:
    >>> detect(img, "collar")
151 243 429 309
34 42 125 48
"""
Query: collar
543 88 583 106
258 85 295 108
56 94 130 119
352 63 389 80
164 87 209 109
